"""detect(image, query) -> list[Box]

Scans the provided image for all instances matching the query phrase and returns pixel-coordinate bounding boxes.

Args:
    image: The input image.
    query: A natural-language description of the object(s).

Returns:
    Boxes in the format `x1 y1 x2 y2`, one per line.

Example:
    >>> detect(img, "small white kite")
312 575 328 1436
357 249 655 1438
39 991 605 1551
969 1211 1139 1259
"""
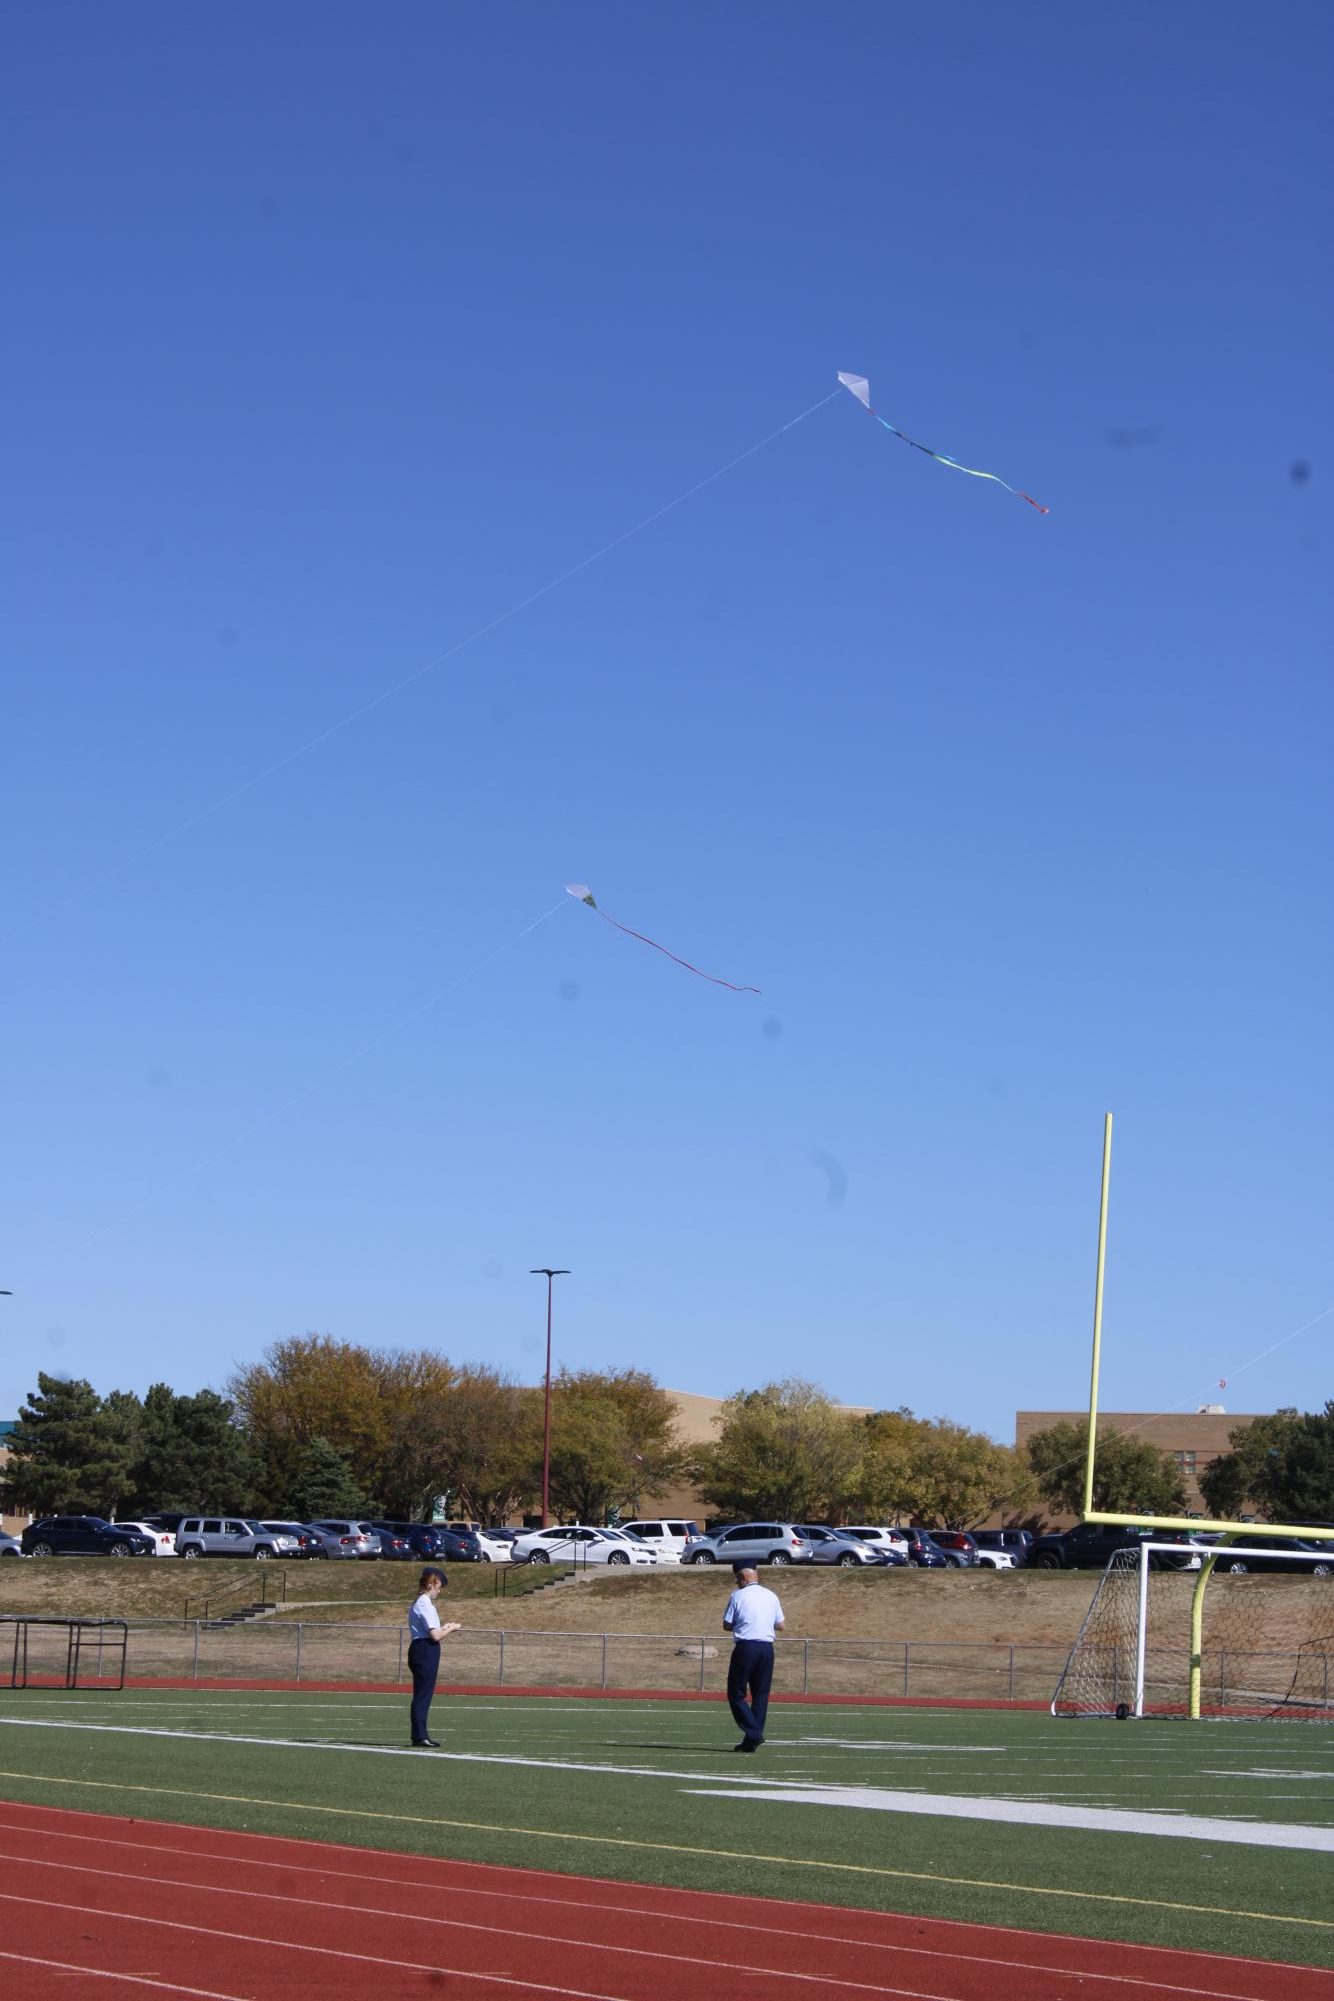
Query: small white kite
565 886 760 994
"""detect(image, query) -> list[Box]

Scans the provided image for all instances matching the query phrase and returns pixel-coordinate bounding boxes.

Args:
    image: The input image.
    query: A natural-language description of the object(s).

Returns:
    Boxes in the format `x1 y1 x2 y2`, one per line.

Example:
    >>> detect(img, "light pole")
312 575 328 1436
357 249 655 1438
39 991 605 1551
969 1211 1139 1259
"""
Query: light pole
530 1268 569 1529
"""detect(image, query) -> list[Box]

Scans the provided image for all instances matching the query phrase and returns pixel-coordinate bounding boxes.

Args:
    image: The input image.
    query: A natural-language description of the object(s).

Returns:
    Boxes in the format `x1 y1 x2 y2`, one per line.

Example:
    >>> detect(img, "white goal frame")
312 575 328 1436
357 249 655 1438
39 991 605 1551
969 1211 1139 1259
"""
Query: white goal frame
1052 1540 1334 1720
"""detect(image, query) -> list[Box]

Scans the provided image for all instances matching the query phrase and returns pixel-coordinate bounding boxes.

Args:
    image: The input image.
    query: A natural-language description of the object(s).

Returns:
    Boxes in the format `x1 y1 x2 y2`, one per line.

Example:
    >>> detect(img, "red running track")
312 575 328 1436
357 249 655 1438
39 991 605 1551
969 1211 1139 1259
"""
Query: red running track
0 1801 1327 2001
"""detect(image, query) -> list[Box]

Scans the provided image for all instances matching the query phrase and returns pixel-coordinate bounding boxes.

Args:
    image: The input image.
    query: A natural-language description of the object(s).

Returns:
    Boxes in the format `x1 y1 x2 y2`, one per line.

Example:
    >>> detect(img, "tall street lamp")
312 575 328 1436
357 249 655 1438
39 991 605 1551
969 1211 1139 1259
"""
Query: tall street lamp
530 1268 569 1529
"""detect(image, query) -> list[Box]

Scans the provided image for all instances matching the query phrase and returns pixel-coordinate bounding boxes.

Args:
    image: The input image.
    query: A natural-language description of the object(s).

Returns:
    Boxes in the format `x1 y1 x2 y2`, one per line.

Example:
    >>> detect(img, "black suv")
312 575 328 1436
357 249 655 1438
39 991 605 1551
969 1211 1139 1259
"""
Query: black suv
1030 1523 1198 1570
22 1516 155 1558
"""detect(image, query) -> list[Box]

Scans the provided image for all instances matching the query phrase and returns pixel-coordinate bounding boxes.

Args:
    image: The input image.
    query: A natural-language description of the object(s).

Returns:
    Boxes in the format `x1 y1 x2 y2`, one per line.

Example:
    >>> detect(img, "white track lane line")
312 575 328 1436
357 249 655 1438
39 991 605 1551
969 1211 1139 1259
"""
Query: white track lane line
0 1879 1001 2001
0 1894 638 2001
0 1950 253 2001
0 1804 1324 1990
0 1844 1304 2001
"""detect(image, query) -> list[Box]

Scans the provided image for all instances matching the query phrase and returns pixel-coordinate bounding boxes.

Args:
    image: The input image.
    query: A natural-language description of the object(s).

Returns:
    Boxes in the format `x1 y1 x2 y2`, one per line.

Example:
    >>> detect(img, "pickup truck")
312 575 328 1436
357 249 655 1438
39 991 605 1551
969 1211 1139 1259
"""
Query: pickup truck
1030 1522 1200 1571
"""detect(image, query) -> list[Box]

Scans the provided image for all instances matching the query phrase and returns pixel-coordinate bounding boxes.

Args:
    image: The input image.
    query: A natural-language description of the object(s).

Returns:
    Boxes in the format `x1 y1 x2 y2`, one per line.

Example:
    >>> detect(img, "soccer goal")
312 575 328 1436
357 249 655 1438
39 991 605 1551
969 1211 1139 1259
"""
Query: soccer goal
1051 1543 1334 1721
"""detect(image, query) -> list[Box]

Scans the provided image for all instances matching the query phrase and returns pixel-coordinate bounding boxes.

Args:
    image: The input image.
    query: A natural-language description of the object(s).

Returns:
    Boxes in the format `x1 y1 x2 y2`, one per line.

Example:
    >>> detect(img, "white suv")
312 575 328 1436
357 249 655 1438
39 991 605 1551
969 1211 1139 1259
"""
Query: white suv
175 1518 300 1560
621 1519 703 1563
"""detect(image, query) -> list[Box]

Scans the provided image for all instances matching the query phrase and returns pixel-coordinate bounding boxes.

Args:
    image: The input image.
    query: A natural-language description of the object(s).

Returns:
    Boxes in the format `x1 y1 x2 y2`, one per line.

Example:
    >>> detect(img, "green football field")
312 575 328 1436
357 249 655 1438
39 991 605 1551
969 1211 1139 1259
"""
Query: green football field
1 1689 1332 1969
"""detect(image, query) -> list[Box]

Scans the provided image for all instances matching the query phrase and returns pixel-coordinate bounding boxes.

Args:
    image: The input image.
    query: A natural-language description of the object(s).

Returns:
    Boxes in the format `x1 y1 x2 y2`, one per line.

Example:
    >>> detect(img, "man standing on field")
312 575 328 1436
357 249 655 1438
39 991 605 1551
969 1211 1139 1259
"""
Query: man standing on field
723 1563 784 1751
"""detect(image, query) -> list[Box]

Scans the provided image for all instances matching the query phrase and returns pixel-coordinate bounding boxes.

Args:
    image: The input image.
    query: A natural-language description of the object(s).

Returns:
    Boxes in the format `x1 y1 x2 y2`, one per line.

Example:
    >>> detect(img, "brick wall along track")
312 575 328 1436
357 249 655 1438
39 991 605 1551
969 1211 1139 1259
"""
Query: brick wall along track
0 1801 1329 2001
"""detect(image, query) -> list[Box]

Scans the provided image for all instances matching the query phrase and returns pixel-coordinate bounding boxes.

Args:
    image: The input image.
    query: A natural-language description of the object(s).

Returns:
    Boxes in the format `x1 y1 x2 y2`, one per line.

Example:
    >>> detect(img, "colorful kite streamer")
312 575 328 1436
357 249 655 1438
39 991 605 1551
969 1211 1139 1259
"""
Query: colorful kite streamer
565 886 760 994
838 372 1048 514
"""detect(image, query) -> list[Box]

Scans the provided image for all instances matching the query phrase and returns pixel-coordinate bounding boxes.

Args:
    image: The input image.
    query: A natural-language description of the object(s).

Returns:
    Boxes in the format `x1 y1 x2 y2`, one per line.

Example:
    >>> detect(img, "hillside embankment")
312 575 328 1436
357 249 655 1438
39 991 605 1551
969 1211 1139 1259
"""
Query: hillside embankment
0 1559 1100 1647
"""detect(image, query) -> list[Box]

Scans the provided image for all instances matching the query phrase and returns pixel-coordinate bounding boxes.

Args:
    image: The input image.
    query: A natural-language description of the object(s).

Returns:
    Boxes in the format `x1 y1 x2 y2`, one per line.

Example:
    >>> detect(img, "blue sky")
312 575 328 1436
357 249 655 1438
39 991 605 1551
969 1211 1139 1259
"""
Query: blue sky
3 5 1330 1443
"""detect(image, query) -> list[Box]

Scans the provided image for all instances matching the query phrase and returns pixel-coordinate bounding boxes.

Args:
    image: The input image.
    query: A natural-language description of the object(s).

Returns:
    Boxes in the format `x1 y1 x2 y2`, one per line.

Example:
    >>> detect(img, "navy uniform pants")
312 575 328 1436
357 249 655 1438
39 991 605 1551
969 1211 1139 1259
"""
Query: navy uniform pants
727 1639 775 1744
408 1637 440 1742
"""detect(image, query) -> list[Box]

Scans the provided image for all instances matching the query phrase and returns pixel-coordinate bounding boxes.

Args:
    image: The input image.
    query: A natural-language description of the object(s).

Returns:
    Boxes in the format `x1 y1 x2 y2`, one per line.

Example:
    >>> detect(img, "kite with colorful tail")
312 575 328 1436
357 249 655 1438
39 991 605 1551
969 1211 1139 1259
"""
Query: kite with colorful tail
838 372 1048 514
565 886 760 994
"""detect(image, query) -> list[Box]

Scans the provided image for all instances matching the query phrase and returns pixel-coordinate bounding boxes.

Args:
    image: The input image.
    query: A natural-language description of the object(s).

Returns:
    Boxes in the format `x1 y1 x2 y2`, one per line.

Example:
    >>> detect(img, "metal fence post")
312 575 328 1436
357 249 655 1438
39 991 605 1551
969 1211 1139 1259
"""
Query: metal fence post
191 1621 201 1680
600 1633 608 1690
397 1628 405 1682
699 1639 707 1692
1008 1646 1015 1701
903 1641 910 1697
802 1639 809 1695
499 1631 506 1687
295 1624 303 1684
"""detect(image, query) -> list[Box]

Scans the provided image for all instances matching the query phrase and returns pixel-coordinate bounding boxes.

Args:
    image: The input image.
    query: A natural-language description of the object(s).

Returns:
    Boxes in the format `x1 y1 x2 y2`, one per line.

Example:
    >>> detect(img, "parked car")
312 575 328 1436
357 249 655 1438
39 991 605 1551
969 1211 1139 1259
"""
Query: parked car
259 1522 323 1558
22 1516 155 1558
299 1522 368 1560
621 1519 704 1561
305 1519 381 1559
797 1525 900 1567
142 1513 191 1535
973 1547 1017 1570
470 1527 515 1562
683 1523 814 1567
840 1525 912 1558
511 1525 659 1566
927 1531 980 1568
373 1529 414 1559
1208 1536 1334 1577
372 1521 450 1561
893 1528 951 1569
435 1526 486 1563
113 1520 177 1557
972 1529 1033 1566
174 1517 302 1560
0 1532 31 1558
1030 1523 1200 1571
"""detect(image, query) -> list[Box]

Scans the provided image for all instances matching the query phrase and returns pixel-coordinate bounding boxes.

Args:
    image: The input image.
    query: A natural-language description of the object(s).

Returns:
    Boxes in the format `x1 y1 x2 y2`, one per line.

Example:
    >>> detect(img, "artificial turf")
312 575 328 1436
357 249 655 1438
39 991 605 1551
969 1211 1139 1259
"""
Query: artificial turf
1 1688 1331 1969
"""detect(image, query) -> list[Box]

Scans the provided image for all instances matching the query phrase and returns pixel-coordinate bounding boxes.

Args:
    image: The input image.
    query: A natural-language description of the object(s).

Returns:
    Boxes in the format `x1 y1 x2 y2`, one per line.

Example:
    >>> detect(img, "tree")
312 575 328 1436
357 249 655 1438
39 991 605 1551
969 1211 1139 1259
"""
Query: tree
229 1335 391 1503
906 1422 1037 1529
1201 1406 1334 1522
284 1437 369 1520
1026 1419 1187 1518
430 1368 541 1525
128 1385 256 1514
544 1369 687 1524
842 1408 1036 1527
0 1374 141 1517
842 1407 921 1522
693 1379 862 1522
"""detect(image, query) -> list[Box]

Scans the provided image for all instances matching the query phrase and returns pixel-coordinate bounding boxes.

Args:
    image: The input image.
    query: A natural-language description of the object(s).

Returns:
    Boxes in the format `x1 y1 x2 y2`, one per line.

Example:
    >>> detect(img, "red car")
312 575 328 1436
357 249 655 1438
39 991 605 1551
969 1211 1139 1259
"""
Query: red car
923 1530 979 1567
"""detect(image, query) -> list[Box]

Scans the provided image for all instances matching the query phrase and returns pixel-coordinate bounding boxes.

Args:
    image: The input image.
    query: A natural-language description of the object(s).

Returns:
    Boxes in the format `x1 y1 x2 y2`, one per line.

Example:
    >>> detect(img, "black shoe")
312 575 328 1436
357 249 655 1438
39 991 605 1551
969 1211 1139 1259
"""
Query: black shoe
733 1738 763 1752
412 1737 441 1748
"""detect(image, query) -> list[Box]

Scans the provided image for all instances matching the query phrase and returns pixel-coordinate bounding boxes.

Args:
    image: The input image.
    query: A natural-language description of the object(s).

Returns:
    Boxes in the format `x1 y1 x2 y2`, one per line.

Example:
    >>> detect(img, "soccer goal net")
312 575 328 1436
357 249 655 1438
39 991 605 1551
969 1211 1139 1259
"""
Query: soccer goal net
1051 1544 1334 1720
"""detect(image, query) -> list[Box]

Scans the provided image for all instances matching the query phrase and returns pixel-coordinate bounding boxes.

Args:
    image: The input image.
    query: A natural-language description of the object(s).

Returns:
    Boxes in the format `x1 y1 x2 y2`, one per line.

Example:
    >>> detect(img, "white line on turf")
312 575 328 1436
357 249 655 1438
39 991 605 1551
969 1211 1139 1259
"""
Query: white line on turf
686 1785 1334 1852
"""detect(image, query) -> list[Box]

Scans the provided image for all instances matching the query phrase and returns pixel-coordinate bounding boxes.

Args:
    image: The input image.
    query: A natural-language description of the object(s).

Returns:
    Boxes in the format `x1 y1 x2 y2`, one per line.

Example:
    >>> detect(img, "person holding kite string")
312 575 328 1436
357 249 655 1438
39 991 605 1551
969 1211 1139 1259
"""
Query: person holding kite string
723 1564 784 1752
407 1567 460 1747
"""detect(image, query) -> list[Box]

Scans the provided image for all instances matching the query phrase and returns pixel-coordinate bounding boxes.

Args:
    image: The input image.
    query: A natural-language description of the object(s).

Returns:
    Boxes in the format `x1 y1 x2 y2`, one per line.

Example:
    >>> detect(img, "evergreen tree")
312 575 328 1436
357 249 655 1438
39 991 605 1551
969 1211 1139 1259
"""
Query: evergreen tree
284 1436 369 1520
129 1384 255 1513
0 1374 140 1517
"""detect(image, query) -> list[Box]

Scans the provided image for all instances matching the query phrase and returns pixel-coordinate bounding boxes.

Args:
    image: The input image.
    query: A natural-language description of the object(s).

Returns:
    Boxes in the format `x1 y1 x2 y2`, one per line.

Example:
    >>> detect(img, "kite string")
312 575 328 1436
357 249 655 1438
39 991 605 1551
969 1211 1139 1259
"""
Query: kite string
5 388 844 950
593 906 762 994
18 895 570 1287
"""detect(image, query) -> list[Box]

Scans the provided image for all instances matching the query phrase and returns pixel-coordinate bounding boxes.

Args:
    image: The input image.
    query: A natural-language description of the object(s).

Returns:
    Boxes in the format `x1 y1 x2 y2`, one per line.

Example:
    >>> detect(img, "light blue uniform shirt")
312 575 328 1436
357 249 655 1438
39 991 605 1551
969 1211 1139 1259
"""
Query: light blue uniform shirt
722 1582 784 1642
408 1591 443 1641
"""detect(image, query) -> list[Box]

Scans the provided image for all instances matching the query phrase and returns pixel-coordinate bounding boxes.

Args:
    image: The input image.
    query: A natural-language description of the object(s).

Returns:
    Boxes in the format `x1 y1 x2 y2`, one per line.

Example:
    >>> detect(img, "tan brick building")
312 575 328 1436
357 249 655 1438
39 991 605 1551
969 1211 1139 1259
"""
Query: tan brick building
1014 1406 1255 1524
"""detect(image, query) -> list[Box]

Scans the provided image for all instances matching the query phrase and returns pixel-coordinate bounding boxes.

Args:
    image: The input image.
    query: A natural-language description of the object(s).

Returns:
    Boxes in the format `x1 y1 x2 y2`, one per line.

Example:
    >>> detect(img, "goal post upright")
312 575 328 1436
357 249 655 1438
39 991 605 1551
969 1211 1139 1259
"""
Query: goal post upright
1082 1112 1114 1521
1078 1110 1332 1549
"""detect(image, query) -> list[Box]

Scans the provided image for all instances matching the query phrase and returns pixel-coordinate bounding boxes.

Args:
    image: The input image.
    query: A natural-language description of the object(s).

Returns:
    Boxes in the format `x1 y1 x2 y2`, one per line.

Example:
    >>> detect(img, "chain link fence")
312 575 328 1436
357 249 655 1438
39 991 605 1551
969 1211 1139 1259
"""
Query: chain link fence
106 1621 1071 1701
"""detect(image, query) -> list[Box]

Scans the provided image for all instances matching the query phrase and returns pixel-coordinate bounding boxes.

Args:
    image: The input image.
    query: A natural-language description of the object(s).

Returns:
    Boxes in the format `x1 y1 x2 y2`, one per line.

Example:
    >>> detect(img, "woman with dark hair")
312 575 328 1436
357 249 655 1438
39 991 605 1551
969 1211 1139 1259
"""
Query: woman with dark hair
407 1566 459 1746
